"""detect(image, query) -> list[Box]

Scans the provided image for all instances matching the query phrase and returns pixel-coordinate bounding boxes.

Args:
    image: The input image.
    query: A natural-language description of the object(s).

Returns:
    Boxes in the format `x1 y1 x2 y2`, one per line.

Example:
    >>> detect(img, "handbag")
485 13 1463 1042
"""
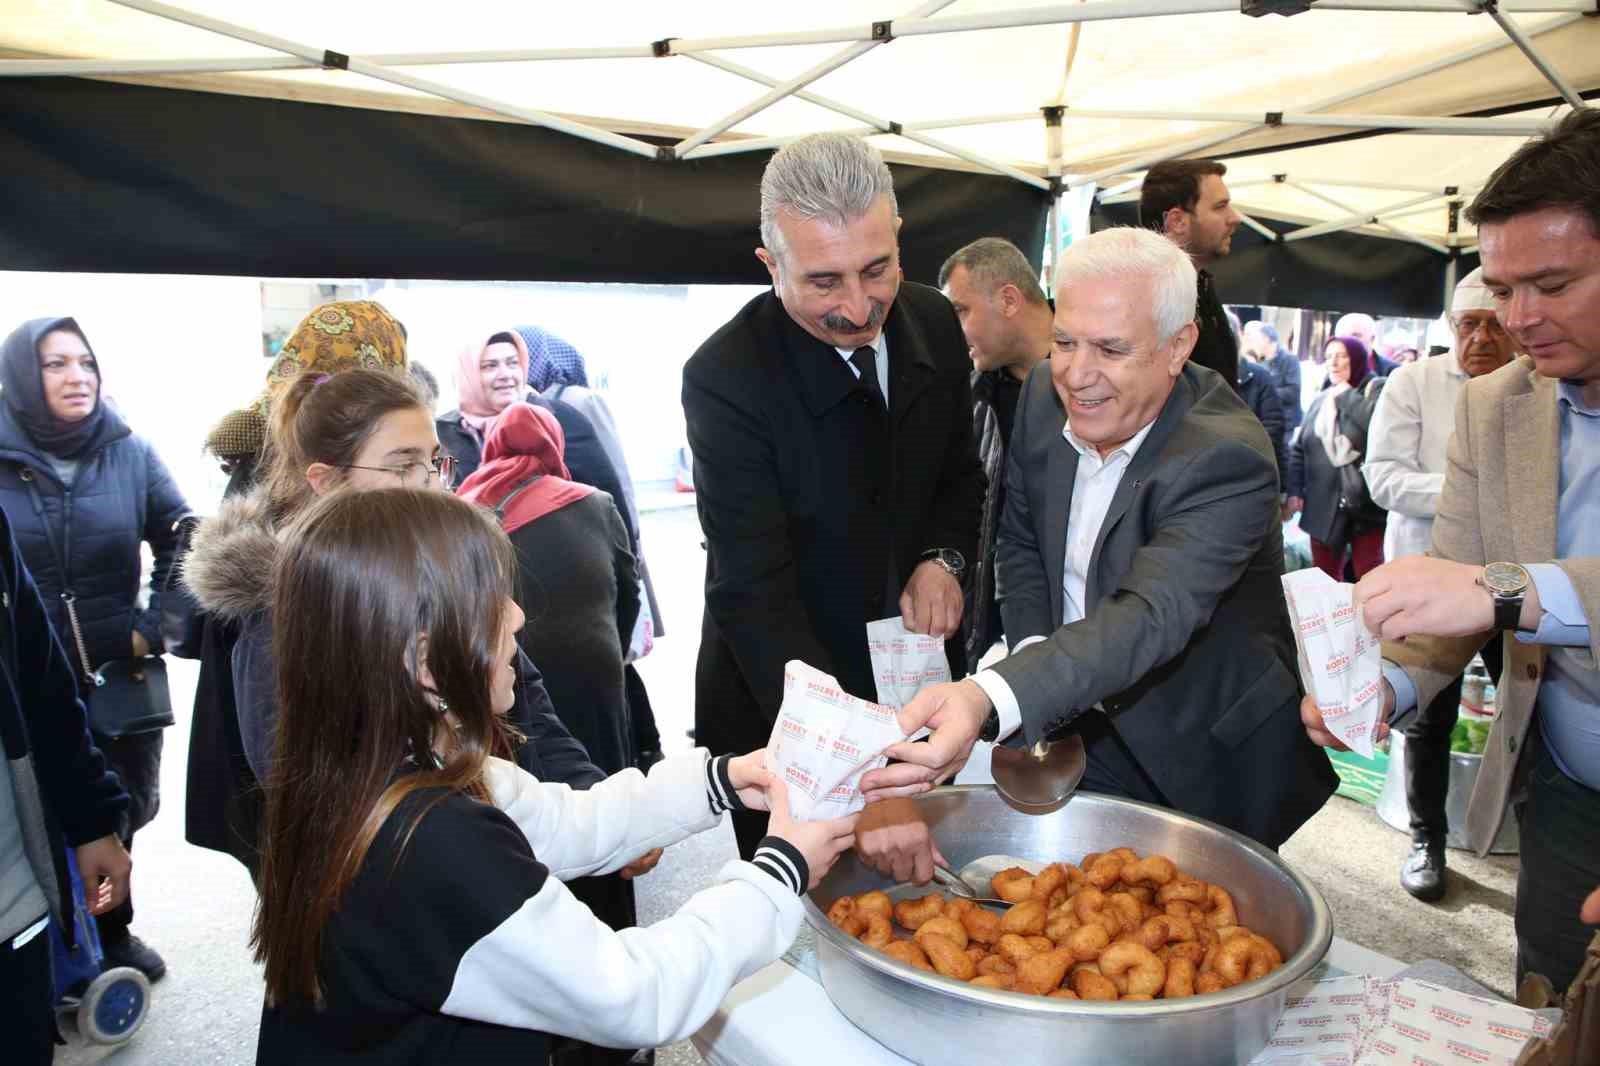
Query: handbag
18 466 175 736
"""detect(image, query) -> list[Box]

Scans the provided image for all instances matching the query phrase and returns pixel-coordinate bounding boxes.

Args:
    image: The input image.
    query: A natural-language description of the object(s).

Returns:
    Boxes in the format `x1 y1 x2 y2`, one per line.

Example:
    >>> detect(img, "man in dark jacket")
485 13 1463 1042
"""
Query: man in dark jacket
1244 321 1303 434
683 133 984 863
939 237 1053 670
1141 159 1242 389
0 506 131 1064
1238 343 1290 486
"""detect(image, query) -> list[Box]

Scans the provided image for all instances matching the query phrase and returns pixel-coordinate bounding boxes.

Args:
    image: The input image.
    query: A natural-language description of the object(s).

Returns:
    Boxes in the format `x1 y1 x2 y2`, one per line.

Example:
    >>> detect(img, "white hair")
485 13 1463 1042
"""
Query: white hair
1334 312 1376 341
760 133 897 258
1053 227 1197 343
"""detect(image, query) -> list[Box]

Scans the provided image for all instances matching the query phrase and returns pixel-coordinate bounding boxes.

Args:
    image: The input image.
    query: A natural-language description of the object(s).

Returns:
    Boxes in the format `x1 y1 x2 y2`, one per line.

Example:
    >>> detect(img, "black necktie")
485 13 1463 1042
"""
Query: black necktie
850 345 886 414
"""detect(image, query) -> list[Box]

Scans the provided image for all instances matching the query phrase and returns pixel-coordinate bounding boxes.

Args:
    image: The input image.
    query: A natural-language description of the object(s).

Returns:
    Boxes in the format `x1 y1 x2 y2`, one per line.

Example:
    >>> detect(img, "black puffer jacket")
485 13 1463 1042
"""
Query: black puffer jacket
0 404 188 671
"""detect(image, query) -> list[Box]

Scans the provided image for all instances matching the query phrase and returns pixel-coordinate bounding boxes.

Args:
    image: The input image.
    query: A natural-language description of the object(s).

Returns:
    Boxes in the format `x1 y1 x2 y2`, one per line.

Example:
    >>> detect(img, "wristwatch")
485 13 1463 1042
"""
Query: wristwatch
920 547 966 581
978 708 1001 743
1480 562 1531 631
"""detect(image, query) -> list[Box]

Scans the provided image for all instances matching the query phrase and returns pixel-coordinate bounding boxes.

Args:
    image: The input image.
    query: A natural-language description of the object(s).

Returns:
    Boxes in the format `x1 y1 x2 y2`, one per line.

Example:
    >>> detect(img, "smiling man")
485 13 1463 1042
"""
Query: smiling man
1302 107 1600 998
682 133 983 861
861 227 1335 852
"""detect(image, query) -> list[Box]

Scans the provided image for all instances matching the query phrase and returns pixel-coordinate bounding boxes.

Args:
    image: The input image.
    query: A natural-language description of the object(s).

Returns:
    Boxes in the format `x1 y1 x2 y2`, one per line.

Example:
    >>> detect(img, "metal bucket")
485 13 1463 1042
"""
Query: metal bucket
805 787 1333 1066
1375 731 1520 854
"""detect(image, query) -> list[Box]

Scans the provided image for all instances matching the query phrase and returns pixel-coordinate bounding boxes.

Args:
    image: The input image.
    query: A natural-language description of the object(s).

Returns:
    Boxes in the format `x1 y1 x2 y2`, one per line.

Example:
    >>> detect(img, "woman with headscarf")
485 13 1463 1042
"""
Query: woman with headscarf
1286 335 1389 580
456 401 645 1066
521 324 665 768
0 316 190 981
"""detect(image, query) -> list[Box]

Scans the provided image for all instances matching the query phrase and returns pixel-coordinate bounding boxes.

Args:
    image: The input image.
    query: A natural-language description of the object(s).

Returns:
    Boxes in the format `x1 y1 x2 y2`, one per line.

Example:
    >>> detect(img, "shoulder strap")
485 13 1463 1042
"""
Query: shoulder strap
494 475 546 521
16 465 97 683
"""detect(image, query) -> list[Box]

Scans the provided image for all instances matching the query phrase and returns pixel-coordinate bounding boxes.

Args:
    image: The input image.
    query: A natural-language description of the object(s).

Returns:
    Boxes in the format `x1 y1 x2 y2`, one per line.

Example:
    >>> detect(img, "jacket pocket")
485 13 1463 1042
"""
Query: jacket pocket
1210 657 1297 750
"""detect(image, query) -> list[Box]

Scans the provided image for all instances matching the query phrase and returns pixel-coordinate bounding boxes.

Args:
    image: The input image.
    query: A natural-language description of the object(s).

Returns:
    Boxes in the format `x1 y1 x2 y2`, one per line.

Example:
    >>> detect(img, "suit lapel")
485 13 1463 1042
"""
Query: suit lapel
1084 372 1195 605
1503 368 1559 563
886 296 937 428
1043 398 1075 627
771 293 861 419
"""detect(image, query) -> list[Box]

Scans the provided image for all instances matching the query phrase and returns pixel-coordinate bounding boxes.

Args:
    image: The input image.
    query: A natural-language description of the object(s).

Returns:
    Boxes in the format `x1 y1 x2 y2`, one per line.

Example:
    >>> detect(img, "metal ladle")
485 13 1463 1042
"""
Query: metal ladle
989 731 1087 810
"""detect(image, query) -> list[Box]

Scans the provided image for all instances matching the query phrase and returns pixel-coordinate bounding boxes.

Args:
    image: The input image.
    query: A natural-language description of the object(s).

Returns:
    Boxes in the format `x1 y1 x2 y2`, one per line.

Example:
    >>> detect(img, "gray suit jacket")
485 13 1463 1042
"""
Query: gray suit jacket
992 362 1336 848
1386 357 1600 855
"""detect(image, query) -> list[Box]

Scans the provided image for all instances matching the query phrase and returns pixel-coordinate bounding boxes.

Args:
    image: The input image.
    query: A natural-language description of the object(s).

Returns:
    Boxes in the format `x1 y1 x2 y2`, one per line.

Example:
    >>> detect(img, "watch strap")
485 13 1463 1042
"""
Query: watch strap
1493 595 1523 632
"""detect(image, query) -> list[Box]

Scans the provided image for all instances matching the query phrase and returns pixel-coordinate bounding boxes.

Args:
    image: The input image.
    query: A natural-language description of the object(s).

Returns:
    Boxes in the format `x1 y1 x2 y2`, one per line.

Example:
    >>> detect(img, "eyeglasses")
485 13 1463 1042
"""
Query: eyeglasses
337 455 458 489
1451 315 1507 341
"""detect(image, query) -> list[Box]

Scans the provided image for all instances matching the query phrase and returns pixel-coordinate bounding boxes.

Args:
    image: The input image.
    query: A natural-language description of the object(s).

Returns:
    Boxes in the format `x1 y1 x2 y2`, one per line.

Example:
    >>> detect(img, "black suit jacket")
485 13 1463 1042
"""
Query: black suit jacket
992 363 1335 848
683 283 984 754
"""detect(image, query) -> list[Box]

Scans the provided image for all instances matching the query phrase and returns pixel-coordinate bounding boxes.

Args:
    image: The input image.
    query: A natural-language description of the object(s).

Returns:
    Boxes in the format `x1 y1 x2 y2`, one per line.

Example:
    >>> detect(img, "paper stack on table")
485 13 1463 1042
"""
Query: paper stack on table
766 660 923 821
1282 568 1385 758
1250 974 1555 1065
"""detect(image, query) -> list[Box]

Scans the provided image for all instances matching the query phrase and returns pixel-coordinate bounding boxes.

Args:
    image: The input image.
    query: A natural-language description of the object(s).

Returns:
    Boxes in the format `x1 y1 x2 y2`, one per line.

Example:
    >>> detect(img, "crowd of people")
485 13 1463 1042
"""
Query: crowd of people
2 109 1597 1065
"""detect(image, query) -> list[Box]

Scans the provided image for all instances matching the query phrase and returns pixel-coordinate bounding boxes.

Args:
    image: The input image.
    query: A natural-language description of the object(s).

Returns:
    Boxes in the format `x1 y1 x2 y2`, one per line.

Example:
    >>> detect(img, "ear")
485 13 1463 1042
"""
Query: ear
755 246 780 286
1162 205 1189 240
1166 322 1199 375
997 283 1023 318
894 215 904 236
410 632 436 694
304 462 339 496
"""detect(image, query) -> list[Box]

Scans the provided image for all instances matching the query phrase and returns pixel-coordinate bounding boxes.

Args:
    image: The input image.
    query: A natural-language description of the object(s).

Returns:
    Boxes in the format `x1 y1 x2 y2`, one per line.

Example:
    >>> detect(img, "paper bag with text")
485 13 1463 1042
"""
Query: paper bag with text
866 616 952 709
1282 568 1384 758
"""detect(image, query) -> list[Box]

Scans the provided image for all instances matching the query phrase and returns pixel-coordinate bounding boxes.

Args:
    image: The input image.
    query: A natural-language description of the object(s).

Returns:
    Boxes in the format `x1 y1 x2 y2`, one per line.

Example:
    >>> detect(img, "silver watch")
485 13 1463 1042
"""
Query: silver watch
1480 562 1530 631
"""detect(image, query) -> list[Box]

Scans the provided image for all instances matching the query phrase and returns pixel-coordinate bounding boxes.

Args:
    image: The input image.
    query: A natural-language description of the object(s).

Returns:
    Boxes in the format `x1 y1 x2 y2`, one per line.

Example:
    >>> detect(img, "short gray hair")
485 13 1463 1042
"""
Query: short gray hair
938 237 1048 305
760 134 897 257
1053 227 1196 344
1334 312 1376 341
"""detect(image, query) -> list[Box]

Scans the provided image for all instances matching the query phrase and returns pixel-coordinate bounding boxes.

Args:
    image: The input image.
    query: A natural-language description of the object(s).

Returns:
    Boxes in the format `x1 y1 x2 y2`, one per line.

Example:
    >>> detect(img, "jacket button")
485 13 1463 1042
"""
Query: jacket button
1526 664 1539 681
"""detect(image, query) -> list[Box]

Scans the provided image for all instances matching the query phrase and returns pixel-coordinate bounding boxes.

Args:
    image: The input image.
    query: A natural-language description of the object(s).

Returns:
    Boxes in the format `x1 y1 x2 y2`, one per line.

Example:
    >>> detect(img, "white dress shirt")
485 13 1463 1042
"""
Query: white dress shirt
1361 353 1468 562
836 333 889 409
971 416 1159 739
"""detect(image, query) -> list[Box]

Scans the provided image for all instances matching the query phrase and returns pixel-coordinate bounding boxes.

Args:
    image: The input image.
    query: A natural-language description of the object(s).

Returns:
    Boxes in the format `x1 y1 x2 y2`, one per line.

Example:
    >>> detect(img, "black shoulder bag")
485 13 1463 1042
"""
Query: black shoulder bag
19 467 174 736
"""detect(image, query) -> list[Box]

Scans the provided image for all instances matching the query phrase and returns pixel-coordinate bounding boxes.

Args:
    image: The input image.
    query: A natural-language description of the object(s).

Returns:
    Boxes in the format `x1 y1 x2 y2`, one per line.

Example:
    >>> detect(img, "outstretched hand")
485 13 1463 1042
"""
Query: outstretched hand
859 679 990 802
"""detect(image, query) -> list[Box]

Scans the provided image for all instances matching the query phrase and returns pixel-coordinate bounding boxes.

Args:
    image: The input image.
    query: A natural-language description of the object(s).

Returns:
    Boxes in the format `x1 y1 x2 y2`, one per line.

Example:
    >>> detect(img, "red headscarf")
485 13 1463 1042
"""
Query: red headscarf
455 403 595 534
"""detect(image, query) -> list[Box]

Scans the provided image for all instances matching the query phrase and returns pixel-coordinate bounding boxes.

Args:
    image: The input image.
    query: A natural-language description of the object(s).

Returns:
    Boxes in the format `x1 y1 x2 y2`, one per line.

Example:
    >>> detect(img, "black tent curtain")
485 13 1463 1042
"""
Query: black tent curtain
0 77 1049 286
1090 199 1470 319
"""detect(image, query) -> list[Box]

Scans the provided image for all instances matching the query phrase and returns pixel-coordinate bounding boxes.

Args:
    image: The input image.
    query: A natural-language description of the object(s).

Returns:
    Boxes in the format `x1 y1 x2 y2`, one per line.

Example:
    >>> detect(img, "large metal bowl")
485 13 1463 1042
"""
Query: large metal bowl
805 787 1333 1066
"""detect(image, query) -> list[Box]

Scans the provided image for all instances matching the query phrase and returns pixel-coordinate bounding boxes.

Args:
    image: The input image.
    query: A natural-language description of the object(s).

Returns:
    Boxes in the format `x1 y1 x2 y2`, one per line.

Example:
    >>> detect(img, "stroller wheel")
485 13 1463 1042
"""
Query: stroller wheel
78 966 151 1045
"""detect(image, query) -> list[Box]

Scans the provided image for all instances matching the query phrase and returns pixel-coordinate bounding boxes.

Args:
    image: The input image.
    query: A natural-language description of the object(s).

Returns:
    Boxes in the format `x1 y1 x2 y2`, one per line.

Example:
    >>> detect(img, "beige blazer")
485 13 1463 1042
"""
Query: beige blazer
1387 356 1600 855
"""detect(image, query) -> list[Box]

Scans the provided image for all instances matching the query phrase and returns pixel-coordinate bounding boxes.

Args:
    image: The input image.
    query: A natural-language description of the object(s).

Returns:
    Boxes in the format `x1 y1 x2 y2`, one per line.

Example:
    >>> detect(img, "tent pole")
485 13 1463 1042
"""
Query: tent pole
673 0 956 157
1045 106 1064 289
1482 5 1588 110
1286 182 1452 254
1070 124 1257 189
100 0 662 158
1233 211 1279 242
1301 178 1478 195
1314 0 1590 11
1282 192 1446 242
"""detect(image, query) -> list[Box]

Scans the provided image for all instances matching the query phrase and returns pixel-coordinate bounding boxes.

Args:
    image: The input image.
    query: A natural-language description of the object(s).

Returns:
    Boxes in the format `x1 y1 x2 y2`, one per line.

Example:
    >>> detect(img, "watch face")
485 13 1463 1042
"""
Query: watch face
1483 562 1529 596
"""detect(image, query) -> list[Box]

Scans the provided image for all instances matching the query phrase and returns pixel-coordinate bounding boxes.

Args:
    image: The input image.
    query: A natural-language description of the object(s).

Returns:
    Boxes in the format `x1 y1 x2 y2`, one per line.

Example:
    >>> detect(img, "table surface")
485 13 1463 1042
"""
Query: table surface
692 926 1403 1066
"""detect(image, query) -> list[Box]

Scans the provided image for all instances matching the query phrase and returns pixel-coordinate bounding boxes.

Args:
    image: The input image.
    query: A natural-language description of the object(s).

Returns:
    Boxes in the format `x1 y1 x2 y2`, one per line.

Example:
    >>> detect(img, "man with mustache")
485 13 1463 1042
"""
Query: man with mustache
860 226 1336 854
682 133 983 862
1361 268 1516 902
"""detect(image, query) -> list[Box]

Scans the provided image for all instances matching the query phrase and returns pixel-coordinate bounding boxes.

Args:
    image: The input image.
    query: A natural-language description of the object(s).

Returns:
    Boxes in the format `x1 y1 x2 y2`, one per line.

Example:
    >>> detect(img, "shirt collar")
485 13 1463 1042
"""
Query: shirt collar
1062 414 1158 464
1556 379 1600 417
835 332 886 363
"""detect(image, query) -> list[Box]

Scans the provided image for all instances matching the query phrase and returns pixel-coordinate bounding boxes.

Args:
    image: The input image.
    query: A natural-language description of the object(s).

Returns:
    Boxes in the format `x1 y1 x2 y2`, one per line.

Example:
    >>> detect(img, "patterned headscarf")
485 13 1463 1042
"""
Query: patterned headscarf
518 325 589 392
205 301 408 460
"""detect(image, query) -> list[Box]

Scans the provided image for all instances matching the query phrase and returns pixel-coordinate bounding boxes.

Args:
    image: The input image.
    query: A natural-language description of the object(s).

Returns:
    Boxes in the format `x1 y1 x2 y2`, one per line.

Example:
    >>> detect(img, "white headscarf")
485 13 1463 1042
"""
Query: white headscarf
1451 267 1496 316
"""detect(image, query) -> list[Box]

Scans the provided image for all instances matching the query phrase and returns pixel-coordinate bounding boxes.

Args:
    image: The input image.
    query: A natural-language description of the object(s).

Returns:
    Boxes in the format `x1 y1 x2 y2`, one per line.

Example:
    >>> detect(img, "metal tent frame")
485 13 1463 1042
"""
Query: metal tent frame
2 0 1594 253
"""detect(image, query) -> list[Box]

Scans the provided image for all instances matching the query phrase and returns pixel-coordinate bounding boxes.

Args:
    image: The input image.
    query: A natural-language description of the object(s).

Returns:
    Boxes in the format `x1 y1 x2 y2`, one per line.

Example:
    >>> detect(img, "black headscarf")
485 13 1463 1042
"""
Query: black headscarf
0 316 120 459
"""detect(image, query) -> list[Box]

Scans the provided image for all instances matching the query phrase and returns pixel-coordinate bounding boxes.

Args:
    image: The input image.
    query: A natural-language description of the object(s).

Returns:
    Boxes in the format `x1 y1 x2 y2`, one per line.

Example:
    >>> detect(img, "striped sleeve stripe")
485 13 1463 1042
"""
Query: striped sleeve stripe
750 836 808 897
704 754 751 814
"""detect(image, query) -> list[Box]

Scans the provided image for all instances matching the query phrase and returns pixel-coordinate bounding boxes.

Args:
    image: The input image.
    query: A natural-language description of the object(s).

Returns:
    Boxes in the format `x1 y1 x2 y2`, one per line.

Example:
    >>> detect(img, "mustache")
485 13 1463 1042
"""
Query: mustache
821 302 886 334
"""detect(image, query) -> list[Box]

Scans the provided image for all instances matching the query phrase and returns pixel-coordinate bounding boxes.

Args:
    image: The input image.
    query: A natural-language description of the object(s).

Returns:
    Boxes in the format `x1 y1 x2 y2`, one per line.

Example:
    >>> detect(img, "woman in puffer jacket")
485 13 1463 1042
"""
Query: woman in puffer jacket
0 316 189 982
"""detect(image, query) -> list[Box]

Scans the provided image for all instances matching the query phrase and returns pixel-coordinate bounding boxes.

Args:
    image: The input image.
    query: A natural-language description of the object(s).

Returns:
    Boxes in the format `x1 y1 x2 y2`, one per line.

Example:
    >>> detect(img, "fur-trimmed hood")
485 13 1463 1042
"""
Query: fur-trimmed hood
183 486 280 623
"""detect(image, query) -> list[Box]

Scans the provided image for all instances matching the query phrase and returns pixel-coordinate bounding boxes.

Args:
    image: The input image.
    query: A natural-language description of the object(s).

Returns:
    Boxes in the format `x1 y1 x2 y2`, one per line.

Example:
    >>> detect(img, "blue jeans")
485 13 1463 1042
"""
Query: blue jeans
1514 727 1600 993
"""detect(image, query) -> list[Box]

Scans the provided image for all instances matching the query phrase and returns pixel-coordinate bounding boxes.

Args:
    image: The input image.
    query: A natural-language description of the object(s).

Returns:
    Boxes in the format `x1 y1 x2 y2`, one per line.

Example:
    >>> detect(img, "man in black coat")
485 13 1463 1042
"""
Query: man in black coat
682 133 984 861
1141 159 1243 389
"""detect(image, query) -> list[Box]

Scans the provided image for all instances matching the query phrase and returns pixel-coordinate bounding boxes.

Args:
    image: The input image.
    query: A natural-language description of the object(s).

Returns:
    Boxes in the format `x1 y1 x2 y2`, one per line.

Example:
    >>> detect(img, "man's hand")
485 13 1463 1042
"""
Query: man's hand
859 679 990 801
1282 496 1303 523
620 848 663 880
131 630 152 658
1356 556 1539 640
726 749 773 811
900 561 963 639
1300 680 1395 751
76 834 131 915
853 797 946 885
1581 884 1600 925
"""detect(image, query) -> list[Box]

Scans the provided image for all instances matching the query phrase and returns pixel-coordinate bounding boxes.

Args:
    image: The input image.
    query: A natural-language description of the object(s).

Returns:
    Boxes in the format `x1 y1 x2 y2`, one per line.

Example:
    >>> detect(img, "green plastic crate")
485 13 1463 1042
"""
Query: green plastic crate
1328 746 1390 806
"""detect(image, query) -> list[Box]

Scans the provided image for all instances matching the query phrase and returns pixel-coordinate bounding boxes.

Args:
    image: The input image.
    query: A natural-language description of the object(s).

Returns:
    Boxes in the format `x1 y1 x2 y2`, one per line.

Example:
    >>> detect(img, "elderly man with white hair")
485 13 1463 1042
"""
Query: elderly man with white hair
1362 268 1517 902
1334 311 1402 380
682 133 983 868
861 226 1336 852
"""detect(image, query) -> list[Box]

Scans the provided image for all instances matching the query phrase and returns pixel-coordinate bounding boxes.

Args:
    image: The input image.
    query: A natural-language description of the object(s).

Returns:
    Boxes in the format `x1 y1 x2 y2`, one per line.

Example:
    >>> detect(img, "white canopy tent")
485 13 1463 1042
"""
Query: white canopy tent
2 0 1596 276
